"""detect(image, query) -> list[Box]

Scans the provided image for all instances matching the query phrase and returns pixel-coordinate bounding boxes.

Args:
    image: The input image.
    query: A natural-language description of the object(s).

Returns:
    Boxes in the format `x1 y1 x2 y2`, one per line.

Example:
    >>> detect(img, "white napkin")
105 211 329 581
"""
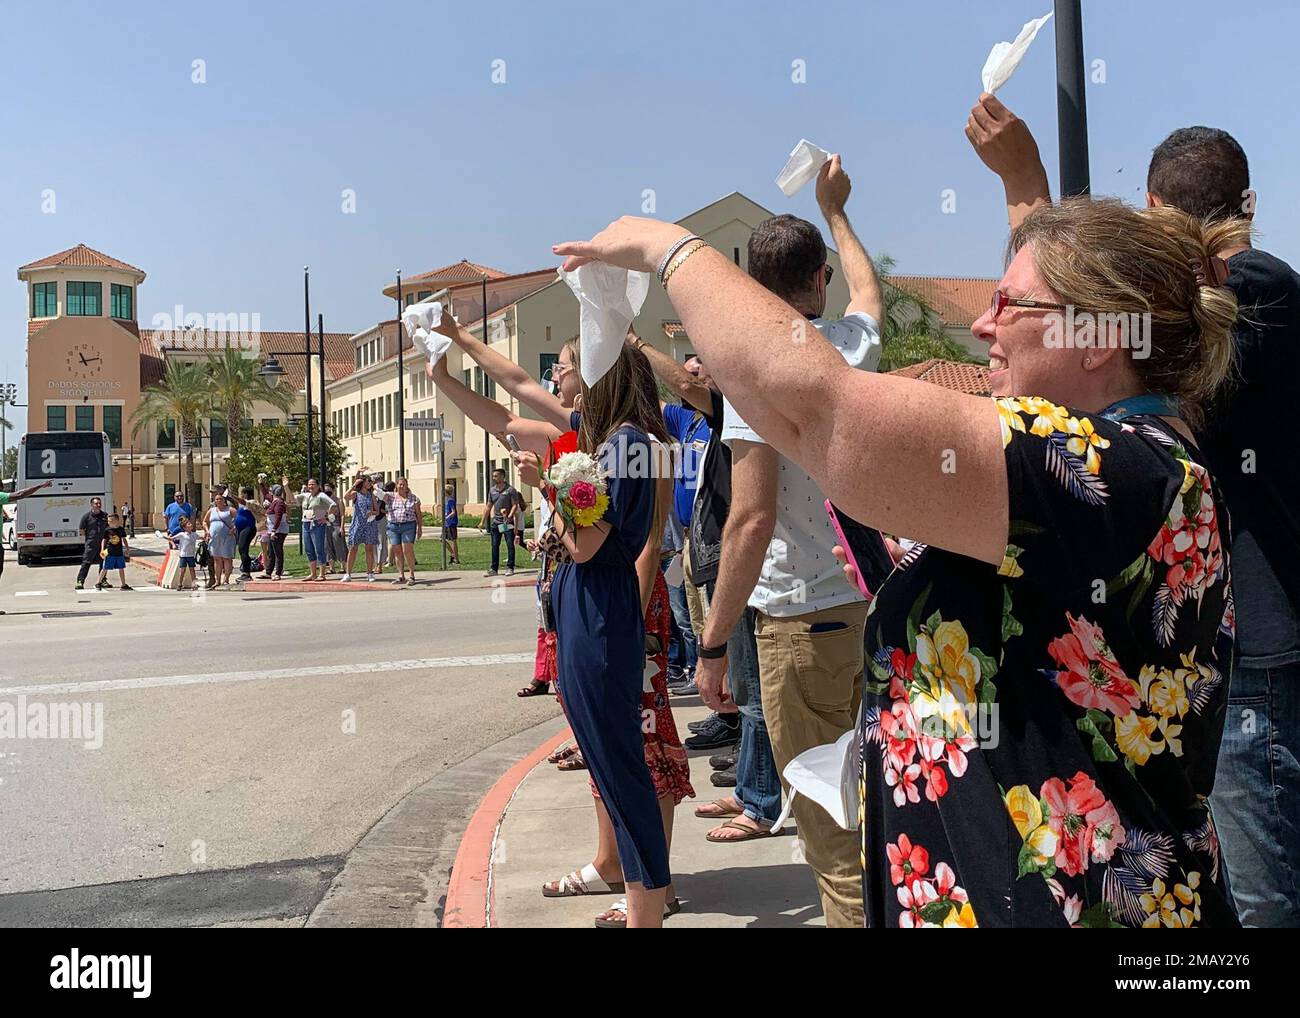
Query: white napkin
401 299 454 368
770 722 859 833
559 264 650 387
775 139 832 197
981 11 1053 94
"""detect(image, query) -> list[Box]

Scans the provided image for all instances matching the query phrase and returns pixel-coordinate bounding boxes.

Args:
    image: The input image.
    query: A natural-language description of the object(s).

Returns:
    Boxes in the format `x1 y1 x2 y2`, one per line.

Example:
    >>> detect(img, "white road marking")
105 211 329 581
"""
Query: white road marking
13 591 48 597
0 653 534 697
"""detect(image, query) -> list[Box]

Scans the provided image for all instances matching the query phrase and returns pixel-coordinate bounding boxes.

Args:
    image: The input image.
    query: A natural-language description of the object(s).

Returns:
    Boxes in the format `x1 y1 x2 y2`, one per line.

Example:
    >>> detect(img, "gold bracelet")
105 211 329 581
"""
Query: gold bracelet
661 239 708 289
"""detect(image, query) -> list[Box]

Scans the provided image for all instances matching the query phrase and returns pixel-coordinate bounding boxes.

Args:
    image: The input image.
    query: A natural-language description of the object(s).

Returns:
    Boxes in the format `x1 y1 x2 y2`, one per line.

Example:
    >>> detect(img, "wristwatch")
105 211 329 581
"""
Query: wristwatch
697 640 728 659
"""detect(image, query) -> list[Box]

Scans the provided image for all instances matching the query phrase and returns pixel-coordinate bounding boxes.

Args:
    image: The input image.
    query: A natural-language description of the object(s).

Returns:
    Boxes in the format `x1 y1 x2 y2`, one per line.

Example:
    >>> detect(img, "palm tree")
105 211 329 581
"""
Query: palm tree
131 358 209 497
875 254 983 372
204 345 294 449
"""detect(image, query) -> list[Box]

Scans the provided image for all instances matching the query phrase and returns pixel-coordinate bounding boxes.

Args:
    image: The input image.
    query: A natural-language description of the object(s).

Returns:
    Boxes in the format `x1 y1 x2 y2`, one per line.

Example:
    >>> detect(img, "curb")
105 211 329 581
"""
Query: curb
442 726 573 928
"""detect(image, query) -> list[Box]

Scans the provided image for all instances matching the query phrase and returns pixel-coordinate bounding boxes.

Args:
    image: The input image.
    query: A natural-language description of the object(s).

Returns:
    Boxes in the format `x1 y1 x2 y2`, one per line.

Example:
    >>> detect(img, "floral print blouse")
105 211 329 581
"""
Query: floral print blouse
859 397 1236 928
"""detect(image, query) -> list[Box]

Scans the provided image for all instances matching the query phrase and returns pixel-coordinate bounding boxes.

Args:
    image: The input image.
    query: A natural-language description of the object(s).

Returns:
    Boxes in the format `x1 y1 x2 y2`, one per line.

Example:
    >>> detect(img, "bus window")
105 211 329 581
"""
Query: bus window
23 433 107 479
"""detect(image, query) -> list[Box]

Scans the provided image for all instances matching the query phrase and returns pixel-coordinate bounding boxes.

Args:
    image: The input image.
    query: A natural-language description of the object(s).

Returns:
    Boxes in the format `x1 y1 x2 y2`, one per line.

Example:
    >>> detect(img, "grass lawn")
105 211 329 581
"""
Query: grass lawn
275 531 537 578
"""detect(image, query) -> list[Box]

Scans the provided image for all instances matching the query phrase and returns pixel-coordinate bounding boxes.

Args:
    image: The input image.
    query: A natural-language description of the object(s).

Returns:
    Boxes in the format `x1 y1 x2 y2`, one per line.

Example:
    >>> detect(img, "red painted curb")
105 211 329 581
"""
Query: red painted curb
442 726 573 929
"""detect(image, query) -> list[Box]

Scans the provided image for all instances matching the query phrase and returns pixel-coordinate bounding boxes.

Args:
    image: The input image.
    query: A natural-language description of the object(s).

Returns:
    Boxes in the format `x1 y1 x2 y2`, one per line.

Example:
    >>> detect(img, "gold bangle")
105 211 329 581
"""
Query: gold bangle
661 239 708 289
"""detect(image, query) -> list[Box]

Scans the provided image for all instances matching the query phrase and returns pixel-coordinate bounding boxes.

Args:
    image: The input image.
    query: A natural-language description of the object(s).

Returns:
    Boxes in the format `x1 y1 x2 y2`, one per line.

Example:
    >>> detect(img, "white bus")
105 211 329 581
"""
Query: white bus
14 431 113 565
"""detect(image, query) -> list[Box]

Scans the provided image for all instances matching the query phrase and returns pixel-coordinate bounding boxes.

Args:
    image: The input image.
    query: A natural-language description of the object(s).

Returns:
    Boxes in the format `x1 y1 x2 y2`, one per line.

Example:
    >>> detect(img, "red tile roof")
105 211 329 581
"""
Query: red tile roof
662 320 686 337
137 329 357 392
399 259 508 288
889 359 992 396
886 276 998 328
19 243 146 277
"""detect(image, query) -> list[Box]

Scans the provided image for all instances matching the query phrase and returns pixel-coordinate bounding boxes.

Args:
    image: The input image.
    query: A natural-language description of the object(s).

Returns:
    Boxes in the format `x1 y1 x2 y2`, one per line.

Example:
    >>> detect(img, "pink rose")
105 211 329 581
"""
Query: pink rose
568 480 597 510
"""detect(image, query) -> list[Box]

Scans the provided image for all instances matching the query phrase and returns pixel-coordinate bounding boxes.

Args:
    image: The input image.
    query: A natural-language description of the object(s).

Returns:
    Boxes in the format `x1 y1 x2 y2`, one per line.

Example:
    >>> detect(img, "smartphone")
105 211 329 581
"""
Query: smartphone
824 500 895 601
505 433 522 452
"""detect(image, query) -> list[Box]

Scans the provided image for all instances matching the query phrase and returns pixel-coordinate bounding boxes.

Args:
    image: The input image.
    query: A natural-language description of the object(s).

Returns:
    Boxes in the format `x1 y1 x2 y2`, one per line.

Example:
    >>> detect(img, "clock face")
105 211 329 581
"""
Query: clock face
65 343 105 379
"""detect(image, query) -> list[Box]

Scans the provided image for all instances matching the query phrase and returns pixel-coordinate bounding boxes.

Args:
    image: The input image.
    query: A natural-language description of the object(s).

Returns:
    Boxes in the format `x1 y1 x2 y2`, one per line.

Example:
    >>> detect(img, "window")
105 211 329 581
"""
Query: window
545 325 552 342
32 282 57 317
209 418 228 448
355 346 363 369
47 405 67 431
405 293 416 307
477 461 485 503
385 394 393 429
462 368 472 389
158 419 177 448
241 417 253 434
66 281 102 316
417 290 432 301
540 352 559 384
262 417 279 427
164 483 176 504
364 402 371 433
75 405 95 431
103 406 122 447
110 284 134 319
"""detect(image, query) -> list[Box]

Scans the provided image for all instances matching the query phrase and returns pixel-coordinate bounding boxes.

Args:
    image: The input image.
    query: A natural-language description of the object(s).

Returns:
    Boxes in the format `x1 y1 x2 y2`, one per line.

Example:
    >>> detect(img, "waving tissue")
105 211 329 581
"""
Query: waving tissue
401 300 454 368
559 263 650 387
775 139 831 197
981 11 1053 94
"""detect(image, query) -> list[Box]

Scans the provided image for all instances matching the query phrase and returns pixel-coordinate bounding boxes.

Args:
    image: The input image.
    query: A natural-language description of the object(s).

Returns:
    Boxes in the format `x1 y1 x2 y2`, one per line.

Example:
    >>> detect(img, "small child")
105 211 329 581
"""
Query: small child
168 516 199 590
101 513 133 591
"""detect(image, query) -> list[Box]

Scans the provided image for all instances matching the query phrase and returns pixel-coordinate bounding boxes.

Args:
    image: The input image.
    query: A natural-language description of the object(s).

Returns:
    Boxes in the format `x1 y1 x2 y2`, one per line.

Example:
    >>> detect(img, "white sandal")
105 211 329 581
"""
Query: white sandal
541 861 625 897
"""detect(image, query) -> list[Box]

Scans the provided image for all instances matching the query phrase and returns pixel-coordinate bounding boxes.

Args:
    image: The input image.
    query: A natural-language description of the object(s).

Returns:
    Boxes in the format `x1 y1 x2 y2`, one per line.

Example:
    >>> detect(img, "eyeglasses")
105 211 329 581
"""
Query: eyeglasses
823 264 834 284
990 288 1070 322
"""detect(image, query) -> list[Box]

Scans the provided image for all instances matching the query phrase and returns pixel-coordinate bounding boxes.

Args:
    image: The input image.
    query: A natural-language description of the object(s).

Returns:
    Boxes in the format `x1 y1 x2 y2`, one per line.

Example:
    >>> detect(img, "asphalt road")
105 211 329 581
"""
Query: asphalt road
0 551 560 925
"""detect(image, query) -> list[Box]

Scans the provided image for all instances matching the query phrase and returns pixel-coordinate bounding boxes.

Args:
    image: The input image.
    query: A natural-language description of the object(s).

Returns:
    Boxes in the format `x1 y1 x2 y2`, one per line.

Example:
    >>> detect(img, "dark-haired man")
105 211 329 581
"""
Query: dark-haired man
75 496 112 591
968 94 1300 927
691 155 882 926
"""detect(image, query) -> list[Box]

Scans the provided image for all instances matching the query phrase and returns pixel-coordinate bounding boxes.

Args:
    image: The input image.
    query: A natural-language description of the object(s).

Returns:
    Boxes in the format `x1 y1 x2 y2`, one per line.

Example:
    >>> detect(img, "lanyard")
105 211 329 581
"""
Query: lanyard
1098 393 1180 423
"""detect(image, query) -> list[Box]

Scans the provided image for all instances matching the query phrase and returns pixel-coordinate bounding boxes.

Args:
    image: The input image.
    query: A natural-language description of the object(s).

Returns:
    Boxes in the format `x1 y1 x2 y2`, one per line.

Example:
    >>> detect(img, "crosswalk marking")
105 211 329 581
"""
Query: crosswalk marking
0 653 535 697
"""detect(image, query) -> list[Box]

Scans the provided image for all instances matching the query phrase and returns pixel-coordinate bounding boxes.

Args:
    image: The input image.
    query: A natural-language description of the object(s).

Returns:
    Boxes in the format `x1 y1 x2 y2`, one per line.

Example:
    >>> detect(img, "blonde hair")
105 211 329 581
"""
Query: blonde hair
1011 197 1248 429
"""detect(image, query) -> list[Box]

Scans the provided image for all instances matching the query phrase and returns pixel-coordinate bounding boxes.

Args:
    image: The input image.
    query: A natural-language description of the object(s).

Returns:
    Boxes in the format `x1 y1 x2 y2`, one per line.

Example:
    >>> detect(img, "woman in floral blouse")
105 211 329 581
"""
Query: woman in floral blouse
555 195 1248 927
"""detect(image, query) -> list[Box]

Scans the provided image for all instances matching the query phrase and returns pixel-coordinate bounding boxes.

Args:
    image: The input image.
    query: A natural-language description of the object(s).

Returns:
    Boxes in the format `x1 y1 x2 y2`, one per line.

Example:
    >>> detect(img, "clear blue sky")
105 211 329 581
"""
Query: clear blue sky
4 0 1298 437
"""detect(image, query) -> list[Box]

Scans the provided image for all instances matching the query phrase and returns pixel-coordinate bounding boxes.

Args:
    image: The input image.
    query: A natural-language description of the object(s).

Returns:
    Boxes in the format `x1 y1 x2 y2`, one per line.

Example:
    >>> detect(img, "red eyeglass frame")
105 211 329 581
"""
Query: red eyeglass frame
990 288 1071 322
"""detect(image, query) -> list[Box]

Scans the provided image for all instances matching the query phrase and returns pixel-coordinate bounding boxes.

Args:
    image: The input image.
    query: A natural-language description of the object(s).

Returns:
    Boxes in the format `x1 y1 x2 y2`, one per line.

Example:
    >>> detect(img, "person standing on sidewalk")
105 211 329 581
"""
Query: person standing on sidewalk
690 159 882 925
442 484 461 565
485 469 520 577
382 477 422 584
341 474 380 582
163 490 194 538
295 478 336 583
258 478 291 580
99 513 133 591
234 486 258 580
75 496 112 591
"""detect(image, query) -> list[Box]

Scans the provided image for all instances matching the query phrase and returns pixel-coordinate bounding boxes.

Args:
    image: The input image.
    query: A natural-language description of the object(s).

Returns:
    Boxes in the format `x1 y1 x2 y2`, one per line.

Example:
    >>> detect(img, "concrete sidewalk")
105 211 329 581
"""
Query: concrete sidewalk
486 700 826 928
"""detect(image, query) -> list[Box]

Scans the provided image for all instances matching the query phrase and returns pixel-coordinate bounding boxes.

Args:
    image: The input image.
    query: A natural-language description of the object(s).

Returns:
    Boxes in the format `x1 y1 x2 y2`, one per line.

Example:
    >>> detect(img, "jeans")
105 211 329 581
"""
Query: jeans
668 576 698 676
236 525 255 574
76 547 105 585
266 533 287 576
303 521 330 564
1210 659 1300 927
490 524 515 571
730 606 781 824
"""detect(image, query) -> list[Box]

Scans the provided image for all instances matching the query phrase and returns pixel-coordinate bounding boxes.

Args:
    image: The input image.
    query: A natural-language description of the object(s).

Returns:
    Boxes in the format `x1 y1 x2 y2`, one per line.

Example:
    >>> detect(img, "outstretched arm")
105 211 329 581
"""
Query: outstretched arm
555 220 1008 565
816 156 884 324
426 358 561 459
8 480 52 501
432 318 570 432
627 332 712 413
966 92 1051 231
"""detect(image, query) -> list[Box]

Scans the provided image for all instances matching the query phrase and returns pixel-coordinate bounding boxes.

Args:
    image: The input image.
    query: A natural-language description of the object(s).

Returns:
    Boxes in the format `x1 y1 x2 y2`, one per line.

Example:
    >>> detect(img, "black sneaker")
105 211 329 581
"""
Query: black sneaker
688 712 734 734
684 714 740 751
669 681 699 696
710 768 737 788
74 581 84 591
709 753 737 770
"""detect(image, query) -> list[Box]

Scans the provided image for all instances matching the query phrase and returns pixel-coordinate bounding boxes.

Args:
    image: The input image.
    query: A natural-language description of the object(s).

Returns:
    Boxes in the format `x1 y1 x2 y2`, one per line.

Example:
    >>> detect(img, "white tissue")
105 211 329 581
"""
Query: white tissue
401 299 453 368
559 263 650 387
981 11 1053 94
775 139 832 197
770 724 859 833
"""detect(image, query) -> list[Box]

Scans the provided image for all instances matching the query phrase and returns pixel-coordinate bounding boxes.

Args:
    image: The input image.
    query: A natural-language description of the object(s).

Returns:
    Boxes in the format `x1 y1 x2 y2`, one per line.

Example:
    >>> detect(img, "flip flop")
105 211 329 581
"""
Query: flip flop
593 897 682 928
556 753 587 771
547 744 578 765
693 798 743 820
517 680 552 698
541 863 625 898
705 818 774 843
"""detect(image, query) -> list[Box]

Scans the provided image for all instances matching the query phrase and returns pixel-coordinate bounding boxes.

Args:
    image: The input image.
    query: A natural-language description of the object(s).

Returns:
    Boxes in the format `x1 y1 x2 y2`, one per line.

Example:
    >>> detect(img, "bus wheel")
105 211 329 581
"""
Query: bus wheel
17 551 30 566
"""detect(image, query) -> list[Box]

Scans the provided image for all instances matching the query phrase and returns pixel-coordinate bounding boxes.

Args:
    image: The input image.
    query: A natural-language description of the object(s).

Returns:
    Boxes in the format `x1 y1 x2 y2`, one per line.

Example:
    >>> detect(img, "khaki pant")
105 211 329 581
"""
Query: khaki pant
682 539 709 638
755 600 866 928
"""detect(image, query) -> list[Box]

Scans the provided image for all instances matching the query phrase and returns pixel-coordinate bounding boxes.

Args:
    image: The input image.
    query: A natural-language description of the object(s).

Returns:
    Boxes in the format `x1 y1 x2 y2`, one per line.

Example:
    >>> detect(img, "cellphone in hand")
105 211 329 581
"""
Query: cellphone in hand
505 433 522 453
824 500 895 602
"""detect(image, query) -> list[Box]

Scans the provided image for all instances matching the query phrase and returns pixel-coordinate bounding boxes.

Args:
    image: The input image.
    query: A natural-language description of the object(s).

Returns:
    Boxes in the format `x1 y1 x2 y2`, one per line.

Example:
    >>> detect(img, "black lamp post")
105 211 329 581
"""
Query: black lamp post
395 272 406 477
1054 0 1090 197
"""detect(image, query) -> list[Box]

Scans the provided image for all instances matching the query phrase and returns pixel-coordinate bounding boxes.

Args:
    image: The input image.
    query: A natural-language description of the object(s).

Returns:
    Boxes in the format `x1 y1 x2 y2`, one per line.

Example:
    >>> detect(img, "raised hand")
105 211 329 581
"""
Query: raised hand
816 154 851 215
553 217 690 274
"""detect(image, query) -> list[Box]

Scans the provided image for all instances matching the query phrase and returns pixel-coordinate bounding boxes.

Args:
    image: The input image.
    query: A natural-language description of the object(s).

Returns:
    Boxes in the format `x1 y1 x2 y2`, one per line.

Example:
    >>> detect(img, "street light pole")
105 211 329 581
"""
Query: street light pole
317 313 327 487
304 266 314 483
481 275 489 504
395 272 406 477
1054 0 1091 197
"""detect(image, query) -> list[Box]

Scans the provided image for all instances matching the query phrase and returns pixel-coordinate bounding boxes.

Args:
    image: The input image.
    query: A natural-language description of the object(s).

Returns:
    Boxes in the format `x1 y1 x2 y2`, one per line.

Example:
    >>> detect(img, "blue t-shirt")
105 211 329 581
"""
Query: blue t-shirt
235 505 255 530
661 403 711 528
443 497 458 526
164 501 195 535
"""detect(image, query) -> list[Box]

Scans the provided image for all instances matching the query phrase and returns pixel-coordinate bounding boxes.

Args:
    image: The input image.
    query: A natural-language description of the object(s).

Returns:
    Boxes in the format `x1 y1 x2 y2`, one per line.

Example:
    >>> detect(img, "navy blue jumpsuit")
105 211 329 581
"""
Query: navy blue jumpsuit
550 420 669 890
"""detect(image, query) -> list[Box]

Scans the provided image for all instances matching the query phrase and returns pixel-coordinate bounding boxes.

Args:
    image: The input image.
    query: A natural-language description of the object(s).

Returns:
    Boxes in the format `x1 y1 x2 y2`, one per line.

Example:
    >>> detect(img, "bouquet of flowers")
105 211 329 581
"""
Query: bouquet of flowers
545 450 609 529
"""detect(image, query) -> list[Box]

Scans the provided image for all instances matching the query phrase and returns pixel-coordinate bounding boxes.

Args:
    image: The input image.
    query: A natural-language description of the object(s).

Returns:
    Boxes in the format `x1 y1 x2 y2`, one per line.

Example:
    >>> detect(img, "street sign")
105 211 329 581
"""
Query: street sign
442 429 453 442
403 418 440 431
